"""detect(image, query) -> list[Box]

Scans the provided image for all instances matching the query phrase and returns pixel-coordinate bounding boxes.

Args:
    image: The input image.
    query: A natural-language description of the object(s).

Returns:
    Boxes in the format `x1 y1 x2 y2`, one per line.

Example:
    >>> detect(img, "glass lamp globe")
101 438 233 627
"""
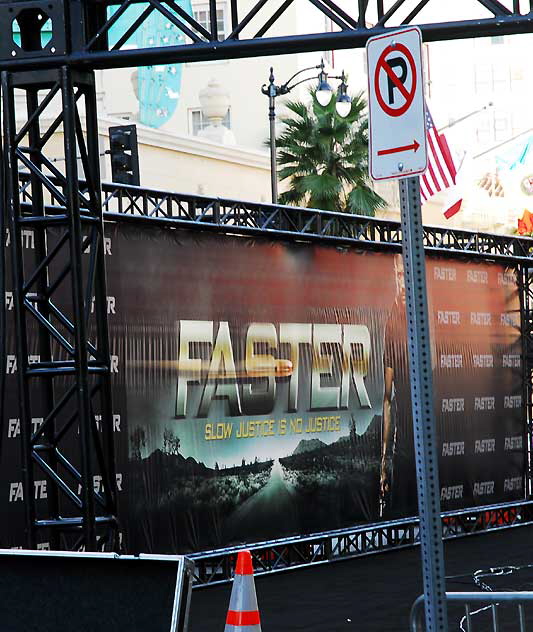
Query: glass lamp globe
316 81 333 106
335 98 351 118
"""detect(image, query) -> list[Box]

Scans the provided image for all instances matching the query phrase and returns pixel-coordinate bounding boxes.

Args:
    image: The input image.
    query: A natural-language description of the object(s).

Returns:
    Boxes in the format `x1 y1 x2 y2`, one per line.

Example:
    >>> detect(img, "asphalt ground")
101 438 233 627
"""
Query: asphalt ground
190 524 533 631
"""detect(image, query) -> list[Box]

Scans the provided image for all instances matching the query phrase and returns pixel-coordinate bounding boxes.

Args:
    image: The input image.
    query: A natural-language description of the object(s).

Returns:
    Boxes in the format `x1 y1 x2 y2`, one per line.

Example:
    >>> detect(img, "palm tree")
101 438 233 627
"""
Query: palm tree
276 89 385 216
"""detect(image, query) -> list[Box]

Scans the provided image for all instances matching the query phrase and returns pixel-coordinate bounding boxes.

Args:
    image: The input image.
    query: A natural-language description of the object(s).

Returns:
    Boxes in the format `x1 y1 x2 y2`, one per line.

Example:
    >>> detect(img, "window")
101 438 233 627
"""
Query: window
476 116 491 145
189 108 231 135
511 67 525 96
492 65 510 93
193 3 227 41
512 108 529 136
493 111 510 142
474 64 510 96
476 110 511 145
474 64 491 95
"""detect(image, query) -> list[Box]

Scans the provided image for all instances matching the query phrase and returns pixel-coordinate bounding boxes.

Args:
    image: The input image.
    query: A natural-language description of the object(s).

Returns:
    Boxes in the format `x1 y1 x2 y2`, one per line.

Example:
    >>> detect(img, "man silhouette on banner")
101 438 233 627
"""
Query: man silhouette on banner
379 254 418 518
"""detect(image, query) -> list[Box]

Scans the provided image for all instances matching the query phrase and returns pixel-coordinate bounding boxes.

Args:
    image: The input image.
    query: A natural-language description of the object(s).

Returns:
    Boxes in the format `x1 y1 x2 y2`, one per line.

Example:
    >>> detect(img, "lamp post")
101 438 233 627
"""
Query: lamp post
262 59 351 204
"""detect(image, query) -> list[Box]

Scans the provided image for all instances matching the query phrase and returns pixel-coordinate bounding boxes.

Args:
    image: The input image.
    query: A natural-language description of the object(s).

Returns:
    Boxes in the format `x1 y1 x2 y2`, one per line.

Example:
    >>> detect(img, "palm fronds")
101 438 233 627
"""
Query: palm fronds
275 88 386 216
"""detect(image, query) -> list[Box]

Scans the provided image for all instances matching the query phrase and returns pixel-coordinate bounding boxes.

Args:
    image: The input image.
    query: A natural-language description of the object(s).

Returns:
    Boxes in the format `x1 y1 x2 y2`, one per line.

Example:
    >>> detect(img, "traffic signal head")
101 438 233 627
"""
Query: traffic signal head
108 124 140 185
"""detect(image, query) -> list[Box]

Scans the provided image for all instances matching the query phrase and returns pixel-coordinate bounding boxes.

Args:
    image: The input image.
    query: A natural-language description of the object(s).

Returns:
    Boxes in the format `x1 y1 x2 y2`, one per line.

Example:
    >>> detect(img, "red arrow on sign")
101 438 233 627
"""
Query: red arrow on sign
377 139 420 156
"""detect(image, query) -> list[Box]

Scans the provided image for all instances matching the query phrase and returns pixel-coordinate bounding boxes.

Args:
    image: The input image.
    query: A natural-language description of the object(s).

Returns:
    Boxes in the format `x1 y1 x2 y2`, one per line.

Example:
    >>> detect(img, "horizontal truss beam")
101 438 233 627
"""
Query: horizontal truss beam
190 500 533 586
1 10 533 71
89 179 533 263
78 15 533 70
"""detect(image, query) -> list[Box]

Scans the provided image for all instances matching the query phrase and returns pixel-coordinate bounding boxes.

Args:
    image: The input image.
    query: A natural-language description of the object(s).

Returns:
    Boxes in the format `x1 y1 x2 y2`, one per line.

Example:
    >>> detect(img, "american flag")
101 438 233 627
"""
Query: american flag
420 109 462 219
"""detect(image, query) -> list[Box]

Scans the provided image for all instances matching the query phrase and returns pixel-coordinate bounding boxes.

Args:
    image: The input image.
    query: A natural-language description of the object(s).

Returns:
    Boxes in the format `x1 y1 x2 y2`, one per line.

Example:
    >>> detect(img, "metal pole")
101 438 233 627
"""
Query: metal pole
61 66 96 550
84 72 119 546
518 258 532 498
263 67 278 205
26 84 61 551
262 67 280 205
262 63 345 206
269 92 278 204
2 71 37 549
399 176 448 632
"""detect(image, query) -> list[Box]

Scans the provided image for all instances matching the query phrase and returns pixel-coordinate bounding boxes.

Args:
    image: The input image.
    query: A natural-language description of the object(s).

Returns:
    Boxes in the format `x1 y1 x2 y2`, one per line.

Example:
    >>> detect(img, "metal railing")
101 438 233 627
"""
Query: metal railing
98 181 533 262
411 592 533 631
17 172 533 263
190 500 533 586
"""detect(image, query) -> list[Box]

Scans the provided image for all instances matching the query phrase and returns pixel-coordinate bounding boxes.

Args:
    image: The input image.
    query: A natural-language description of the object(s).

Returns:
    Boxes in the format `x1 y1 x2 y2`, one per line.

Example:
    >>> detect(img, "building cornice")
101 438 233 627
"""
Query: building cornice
98 116 271 170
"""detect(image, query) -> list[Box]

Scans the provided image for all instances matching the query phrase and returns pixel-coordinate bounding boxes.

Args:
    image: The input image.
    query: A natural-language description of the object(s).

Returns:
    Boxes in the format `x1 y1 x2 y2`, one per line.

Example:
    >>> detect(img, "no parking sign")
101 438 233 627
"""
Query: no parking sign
367 27 427 181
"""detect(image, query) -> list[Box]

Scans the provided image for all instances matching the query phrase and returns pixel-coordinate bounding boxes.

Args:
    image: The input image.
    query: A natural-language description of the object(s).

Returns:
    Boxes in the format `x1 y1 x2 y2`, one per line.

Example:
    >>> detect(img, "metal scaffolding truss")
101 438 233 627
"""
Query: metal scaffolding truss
190 500 533 586
0 0 532 70
25 172 533 259
4 69 118 551
96 180 533 263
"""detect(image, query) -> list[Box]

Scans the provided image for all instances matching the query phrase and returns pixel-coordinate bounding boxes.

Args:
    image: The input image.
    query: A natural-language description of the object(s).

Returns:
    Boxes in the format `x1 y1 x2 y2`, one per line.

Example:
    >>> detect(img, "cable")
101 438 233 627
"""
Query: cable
49 151 108 163
447 565 533 590
446 565 533 631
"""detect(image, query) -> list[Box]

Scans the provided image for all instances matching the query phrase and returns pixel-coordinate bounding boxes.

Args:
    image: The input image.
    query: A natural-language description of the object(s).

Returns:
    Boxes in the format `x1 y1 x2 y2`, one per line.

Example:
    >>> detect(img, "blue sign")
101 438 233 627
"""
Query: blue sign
108 2 192 128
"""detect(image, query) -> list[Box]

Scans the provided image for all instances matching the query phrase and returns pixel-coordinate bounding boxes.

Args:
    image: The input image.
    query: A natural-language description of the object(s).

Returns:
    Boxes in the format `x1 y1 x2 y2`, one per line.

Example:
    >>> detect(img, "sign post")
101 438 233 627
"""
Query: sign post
367 28 448 632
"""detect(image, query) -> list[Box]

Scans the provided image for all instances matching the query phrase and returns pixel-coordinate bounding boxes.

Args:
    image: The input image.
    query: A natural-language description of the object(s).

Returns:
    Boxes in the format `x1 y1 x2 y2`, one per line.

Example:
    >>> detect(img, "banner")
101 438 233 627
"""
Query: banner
1 223 526 553
110 225 524 552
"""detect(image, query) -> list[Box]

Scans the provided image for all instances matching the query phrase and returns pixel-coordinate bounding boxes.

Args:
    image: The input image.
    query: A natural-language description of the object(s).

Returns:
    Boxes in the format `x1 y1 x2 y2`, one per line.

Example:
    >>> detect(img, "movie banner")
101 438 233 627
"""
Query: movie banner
106 224 524 553
0 222 525 553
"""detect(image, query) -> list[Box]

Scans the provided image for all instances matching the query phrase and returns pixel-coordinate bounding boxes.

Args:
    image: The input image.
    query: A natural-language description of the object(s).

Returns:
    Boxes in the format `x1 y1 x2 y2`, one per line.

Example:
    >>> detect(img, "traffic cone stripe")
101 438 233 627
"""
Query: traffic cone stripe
235 552 254 575
226 610 261 626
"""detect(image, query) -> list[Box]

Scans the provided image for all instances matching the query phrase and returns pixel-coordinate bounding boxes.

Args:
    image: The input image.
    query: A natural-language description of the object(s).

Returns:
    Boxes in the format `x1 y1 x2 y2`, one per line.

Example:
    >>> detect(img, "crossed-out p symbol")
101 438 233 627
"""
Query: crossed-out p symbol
386 57 407 105
374 43 416 117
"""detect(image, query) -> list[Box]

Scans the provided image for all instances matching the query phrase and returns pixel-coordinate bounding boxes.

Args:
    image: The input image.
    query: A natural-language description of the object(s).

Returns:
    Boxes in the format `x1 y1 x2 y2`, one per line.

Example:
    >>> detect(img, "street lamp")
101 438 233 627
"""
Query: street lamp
261 59 351 204
335 72 352 118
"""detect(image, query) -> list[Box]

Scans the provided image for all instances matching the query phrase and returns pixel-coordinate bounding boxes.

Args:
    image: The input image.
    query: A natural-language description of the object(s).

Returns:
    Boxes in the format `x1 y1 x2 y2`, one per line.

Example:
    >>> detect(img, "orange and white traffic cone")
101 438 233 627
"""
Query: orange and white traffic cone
224 550 262 631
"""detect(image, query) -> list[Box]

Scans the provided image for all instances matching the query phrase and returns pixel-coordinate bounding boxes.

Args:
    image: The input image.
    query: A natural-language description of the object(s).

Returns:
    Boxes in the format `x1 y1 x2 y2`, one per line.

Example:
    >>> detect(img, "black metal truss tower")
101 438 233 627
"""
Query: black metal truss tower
3 62 117 550
519 261 533 496
0 0 532 554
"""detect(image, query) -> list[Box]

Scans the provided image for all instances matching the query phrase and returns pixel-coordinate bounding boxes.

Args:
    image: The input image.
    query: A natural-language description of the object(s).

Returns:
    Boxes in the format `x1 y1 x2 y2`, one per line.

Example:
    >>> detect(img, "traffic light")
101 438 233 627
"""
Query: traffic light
108 124 140 185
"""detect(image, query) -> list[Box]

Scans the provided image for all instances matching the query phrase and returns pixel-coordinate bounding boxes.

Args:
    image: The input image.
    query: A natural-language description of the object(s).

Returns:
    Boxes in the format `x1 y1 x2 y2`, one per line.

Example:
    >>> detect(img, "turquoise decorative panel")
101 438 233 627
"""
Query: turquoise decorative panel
108 2 192 128
495 135 533 172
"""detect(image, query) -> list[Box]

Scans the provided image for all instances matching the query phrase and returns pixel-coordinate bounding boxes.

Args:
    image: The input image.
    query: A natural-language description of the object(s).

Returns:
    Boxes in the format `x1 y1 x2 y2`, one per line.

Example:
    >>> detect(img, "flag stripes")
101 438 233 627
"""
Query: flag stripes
420 109 457 203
